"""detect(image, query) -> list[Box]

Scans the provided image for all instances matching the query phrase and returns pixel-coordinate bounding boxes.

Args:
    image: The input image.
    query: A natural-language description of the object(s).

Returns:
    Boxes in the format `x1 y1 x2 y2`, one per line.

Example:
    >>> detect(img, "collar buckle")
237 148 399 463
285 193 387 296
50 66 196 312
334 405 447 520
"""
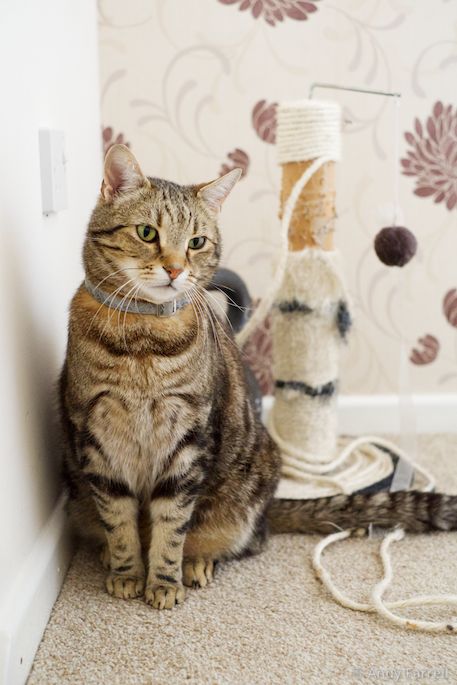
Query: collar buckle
158 300 178 317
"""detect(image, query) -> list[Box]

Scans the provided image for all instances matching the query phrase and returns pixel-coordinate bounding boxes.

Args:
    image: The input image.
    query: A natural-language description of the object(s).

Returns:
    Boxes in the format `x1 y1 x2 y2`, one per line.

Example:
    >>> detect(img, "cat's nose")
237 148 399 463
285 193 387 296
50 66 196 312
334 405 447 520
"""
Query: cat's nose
164 265 184 281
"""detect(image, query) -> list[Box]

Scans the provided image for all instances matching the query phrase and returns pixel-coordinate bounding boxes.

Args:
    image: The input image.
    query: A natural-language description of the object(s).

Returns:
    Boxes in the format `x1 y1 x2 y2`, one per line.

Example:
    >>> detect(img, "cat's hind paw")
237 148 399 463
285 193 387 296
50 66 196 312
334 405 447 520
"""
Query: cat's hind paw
183 557 216 589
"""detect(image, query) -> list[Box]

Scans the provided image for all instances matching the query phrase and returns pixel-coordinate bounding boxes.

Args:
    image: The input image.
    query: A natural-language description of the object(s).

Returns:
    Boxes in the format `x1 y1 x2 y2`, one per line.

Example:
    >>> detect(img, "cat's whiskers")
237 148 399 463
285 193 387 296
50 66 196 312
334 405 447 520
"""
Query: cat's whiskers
92 267 140 293
115 282 142 352
190 289 218 351
193 288 240 355
191 289 231 357
97 277 138 344
190 289 210 351
85 268 141 335
196 286 234 332
187 276 231 334
121 284 143 353
96 279 136 343
206 283 251 315
184 287 202 348
189 278 249 332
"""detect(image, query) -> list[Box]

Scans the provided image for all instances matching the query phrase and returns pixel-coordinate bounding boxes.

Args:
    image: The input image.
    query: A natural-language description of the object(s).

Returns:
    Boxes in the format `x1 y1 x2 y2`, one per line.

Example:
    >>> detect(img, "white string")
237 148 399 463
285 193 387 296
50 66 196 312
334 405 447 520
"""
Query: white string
313 528 457 633
393 95 400 226
236 155 334 347
394 94 419 480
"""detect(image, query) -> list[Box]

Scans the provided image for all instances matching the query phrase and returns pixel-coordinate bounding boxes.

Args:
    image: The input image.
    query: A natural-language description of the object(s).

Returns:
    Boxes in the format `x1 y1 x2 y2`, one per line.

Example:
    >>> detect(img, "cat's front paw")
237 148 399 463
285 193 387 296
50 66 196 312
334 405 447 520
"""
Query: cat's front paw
105 573 145 600
144 582 186 609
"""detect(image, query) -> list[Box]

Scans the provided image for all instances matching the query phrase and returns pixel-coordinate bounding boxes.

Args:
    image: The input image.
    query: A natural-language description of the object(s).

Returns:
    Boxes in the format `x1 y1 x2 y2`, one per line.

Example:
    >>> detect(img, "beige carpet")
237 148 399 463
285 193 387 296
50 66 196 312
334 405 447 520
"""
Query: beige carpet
29 435 457 685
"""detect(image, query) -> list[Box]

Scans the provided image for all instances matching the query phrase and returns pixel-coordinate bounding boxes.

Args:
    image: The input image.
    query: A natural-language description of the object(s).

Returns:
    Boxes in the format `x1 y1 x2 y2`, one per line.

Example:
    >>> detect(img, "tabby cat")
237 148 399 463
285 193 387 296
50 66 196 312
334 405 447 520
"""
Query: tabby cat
60 144 457 610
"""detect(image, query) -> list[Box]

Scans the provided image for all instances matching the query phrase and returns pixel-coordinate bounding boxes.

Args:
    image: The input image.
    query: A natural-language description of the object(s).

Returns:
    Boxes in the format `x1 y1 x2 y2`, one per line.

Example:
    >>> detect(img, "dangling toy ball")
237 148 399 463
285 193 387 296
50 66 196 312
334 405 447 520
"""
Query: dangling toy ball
374 226 417 267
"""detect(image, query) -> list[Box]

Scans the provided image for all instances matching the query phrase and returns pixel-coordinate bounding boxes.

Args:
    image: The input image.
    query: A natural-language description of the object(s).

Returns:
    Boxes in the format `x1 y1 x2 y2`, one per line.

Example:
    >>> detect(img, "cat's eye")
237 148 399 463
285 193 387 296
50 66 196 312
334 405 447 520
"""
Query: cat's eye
188 236 206 250
136 224 158 242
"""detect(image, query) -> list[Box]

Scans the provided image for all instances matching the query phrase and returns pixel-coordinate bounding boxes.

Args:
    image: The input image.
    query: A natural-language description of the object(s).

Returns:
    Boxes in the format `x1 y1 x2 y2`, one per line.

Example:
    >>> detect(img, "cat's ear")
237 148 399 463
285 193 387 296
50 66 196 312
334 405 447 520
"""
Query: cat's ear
101 144 148 202
197 168 242 213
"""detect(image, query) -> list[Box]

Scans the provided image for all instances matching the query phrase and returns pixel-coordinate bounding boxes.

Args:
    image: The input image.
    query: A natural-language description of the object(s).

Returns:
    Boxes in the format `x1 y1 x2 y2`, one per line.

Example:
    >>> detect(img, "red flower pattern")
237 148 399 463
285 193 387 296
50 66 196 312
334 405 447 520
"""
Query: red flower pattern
252 100 278 144
443 289 457 327
401 102 457 210
218 0 320 26
102 127 130 156
219 148 250 178
410 335 440 365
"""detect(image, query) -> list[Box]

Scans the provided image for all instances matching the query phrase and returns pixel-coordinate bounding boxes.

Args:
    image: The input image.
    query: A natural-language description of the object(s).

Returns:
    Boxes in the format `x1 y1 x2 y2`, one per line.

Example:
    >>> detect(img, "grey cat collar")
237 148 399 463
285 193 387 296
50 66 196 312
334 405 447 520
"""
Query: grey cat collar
84 278 191 317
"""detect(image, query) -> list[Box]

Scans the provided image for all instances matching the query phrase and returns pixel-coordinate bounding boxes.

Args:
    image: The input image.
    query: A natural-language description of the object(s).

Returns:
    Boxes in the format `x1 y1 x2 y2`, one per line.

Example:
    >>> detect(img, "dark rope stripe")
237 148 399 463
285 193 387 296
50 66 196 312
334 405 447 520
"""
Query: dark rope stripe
275 379 337 398
276 299 313 314
336 300 352 339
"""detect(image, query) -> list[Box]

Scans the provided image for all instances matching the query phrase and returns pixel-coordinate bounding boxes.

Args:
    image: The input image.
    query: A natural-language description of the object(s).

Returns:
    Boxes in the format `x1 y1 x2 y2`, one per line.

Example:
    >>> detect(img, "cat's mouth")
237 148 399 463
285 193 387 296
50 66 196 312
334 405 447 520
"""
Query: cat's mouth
138 282 185 304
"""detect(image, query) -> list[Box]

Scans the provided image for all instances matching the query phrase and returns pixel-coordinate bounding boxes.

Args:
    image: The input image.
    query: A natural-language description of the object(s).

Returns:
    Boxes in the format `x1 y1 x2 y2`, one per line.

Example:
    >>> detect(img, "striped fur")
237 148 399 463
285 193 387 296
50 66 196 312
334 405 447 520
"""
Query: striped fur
268 491 457 535
61 145 457 610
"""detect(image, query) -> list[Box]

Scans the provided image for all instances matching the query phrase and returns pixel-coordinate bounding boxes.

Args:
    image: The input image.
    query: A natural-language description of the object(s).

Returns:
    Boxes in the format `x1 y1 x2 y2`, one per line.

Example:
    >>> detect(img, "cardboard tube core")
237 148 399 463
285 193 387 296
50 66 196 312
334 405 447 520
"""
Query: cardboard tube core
280 160 336 251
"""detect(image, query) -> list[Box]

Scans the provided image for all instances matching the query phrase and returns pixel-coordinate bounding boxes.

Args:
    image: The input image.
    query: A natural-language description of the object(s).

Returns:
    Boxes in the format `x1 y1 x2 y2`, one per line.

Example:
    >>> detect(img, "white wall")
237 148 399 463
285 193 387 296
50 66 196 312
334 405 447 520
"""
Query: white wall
0 1 102 681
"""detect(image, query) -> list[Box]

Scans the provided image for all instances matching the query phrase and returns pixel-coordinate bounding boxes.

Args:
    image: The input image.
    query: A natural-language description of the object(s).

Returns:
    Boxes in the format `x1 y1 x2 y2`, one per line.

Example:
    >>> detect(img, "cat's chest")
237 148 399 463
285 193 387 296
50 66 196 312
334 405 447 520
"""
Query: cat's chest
100 355 208 491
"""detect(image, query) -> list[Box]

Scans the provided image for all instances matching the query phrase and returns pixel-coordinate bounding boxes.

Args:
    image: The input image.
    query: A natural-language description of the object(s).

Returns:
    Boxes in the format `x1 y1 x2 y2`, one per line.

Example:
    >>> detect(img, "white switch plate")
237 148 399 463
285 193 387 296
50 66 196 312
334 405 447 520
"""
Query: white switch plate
39 129 68 214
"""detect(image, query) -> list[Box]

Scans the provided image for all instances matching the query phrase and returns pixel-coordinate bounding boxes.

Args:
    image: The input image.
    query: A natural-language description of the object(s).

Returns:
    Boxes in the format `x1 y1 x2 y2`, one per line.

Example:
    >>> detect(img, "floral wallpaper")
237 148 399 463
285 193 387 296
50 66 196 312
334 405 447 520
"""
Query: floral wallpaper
218 0 321 26
98 0 457 395
401 102 457 211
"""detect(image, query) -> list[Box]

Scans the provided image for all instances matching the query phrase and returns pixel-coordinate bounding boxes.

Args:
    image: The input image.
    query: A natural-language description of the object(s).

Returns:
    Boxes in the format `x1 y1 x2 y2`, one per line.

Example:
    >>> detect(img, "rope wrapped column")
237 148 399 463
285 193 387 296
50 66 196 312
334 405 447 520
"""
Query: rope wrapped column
237 99 397 498
269 100 352 497
277 99 339 251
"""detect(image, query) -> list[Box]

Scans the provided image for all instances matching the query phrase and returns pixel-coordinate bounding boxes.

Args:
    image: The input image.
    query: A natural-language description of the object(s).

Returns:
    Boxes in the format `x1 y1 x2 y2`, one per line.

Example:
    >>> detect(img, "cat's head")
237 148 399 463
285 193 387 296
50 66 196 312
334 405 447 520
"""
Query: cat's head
84 144 241 304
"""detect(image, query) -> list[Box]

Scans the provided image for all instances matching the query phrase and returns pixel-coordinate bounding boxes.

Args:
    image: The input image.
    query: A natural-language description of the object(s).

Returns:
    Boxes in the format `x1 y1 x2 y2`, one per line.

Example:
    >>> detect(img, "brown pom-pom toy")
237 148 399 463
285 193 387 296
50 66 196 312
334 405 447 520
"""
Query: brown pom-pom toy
374 226 417 267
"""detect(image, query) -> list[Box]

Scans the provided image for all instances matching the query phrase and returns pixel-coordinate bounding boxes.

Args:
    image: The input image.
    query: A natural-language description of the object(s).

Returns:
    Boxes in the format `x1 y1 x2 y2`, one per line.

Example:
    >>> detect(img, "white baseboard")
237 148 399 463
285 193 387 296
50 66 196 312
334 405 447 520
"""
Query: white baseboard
263 393 457 434
0 495 72 685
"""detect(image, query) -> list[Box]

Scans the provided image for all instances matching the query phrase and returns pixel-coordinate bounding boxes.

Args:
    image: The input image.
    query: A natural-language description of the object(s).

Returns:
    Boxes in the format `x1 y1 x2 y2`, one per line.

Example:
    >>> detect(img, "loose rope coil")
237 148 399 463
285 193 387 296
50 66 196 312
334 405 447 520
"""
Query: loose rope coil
272 434 435 500
313 528 457 633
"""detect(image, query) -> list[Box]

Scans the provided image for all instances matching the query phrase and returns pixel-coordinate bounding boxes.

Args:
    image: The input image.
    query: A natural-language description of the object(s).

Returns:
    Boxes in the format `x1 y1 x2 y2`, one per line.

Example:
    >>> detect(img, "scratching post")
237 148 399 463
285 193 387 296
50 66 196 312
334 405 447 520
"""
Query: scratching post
237 96 453 633
270 100 351 496
237 99 396 499
264 100 396 498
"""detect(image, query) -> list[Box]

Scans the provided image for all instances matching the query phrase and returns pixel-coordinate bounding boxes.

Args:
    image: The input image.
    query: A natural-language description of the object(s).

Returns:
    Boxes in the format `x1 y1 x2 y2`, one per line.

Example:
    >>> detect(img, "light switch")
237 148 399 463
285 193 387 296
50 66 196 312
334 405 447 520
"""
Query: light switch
39 129 68 214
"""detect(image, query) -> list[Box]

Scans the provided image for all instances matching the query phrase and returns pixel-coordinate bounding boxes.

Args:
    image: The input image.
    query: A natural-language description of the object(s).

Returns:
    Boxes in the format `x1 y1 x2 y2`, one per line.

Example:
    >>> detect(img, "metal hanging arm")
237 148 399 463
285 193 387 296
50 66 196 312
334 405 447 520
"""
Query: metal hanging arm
309 82 401 99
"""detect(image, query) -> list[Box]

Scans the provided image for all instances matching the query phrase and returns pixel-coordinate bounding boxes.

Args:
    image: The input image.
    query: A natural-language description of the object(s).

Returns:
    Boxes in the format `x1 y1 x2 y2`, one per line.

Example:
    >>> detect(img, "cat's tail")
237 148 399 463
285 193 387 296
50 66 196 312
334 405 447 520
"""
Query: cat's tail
266 491 457 535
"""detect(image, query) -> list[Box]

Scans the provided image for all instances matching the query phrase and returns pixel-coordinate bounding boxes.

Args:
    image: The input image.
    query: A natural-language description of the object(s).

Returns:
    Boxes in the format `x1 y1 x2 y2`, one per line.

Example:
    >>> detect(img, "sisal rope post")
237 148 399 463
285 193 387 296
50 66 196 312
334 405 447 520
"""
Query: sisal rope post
269 100 347 488
237 100 397 498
